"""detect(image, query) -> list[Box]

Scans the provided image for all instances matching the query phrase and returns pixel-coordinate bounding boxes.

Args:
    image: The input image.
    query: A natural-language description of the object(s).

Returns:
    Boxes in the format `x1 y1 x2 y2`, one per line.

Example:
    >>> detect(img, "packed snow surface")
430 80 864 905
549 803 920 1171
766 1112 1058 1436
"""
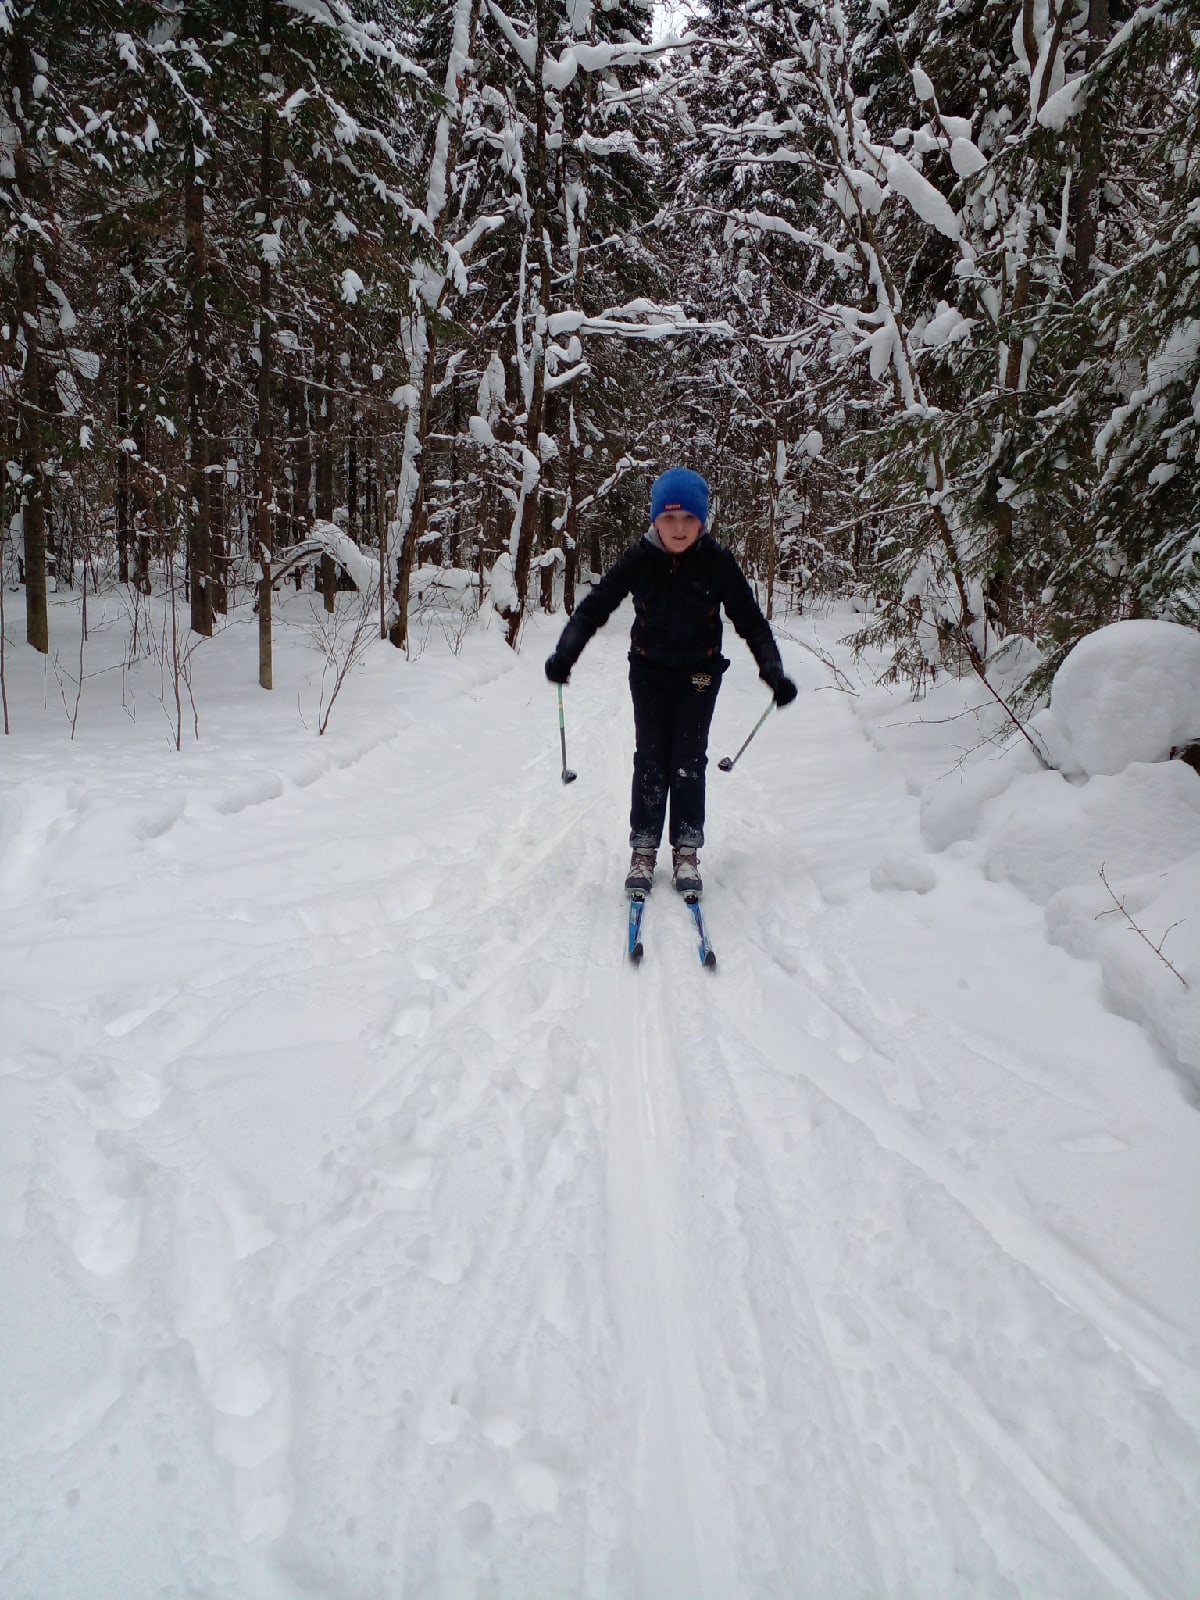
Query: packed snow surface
1 587 1199 1599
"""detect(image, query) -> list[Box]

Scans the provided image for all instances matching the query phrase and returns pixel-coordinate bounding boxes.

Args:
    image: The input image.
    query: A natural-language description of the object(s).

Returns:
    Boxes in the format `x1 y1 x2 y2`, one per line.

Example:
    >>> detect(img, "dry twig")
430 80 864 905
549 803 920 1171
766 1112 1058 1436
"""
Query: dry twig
1097 864 1189 988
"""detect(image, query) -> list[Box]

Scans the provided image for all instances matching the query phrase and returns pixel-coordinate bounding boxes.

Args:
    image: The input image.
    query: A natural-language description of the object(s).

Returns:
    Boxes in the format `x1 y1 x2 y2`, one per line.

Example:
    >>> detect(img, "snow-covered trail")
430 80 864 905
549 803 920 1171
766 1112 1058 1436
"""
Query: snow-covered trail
2 607 1199 1599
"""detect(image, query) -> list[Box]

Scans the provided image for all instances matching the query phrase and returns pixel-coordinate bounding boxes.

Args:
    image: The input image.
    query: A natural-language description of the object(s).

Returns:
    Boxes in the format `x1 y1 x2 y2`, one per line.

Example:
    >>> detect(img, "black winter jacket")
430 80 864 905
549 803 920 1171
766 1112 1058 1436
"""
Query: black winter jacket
553 533 784 682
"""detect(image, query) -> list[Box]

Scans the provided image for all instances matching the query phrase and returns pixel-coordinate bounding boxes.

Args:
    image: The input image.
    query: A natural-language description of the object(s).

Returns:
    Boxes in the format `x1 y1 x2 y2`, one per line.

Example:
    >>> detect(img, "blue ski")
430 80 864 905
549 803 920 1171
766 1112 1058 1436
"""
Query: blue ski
628 894 646 963
628 891 715 968
684 894 717 969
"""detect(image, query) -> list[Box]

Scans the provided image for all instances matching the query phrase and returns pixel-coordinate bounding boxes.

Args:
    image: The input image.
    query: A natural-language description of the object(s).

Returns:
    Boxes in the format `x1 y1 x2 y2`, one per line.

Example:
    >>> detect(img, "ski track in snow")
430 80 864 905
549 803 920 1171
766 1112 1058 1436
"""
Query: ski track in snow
2 611 1199 1598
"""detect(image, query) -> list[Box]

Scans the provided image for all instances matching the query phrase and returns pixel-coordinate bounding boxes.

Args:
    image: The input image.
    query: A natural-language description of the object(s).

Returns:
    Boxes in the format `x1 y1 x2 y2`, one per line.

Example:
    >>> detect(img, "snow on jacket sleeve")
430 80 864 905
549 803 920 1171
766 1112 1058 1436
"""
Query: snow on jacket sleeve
551 543 641 670
716 547 785 684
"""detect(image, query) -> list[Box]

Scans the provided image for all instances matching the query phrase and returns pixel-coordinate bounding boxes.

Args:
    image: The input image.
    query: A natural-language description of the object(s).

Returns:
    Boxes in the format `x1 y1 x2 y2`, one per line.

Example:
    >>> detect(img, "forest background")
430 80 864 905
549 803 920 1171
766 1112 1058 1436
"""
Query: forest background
2 0 1198 722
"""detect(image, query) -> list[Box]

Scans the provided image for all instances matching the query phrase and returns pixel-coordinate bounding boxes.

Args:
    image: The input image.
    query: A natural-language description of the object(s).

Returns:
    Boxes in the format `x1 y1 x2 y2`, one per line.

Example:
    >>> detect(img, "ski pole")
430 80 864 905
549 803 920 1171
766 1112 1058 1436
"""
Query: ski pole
717 696 775 772
557 683 577 784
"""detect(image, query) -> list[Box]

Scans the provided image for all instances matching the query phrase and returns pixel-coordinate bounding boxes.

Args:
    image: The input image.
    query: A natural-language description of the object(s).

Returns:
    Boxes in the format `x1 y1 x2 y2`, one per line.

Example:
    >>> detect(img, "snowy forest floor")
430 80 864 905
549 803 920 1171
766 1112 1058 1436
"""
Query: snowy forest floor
2 586 1199 1599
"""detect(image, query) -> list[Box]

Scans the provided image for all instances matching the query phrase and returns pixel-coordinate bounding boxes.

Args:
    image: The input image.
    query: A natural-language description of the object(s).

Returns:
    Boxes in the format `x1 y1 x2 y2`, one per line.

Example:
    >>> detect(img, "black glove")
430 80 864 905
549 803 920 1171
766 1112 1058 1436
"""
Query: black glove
544 651 572 685
771 673 798 708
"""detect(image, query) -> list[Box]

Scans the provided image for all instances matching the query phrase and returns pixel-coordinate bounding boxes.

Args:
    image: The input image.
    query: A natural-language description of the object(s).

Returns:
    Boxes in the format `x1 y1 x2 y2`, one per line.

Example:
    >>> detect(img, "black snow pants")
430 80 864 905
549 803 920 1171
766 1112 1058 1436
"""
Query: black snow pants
628 657 722 851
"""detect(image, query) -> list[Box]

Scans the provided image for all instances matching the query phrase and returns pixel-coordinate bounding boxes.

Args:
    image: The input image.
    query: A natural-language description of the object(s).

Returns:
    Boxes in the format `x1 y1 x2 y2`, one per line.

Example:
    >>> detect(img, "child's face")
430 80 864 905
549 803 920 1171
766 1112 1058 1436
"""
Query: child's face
654 510 703 553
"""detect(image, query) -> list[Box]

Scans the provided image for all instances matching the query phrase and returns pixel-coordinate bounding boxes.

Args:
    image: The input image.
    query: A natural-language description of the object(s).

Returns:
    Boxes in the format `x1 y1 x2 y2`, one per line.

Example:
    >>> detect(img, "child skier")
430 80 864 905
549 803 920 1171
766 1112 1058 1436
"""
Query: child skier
544 466 797 896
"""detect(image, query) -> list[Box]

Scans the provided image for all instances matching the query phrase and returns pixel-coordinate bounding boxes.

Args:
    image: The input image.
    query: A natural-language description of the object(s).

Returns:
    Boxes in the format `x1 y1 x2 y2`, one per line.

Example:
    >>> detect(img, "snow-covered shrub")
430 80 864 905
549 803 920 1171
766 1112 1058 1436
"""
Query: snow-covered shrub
1046 619 1200 778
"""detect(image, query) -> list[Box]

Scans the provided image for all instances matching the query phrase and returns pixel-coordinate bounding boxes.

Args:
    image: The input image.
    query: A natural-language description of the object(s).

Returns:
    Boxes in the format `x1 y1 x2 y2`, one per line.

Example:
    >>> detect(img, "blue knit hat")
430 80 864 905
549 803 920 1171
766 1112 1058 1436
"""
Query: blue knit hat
650 467 709 526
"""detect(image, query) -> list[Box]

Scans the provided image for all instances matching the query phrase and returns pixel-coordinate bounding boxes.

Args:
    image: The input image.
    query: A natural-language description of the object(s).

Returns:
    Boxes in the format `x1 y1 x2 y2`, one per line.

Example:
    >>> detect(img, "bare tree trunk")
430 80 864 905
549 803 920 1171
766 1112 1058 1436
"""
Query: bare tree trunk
765 426 779 622
0 448 9 728
505 0 551 650
477 478 497 610
347 424 358 543
317 347 337 613
392 360 431 649
257 0 275 690
989 221 1036 637
375 437 388 640
115 262 132 586
185 141 214 637
447 381 461 568
391 0 481 652
560 57 594 623
1070 0 1110 300
287 365 309 551
0 512 8 732
212 463 229 617
12 31 47 654
130 322 151 595
538 386 559 613
563 399 579 615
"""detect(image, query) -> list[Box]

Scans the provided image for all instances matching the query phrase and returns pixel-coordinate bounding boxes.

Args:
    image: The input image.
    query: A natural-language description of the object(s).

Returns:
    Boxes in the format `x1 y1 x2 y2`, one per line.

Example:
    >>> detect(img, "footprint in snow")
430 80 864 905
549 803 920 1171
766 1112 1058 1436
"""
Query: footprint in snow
457 1500 495 1548
537 1258 586 1338
1059 1132 1129 1154
379 1151 434 1191
73 1184 144 1275
512 1460 561 1516
67 1136 146 1275
389 999 433 1039
0 1081 35 1238
426 1218 474 1285
102 989 178 1041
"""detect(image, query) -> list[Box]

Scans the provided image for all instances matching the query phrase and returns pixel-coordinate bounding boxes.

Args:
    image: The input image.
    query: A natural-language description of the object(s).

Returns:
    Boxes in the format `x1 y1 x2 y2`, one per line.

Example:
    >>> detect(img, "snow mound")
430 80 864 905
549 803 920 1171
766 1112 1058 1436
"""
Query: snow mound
1047 852 1200 1072
920 737 1043 852
855 614 1200 1082
1050 619 1200 777
869 850 936 894
983 761 1200 905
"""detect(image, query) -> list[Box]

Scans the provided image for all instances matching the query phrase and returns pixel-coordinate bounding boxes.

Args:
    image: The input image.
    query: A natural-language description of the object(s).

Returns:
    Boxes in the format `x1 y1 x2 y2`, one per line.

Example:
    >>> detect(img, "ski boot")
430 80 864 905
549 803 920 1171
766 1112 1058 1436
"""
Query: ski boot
624 847 657 897
672 846 702 896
